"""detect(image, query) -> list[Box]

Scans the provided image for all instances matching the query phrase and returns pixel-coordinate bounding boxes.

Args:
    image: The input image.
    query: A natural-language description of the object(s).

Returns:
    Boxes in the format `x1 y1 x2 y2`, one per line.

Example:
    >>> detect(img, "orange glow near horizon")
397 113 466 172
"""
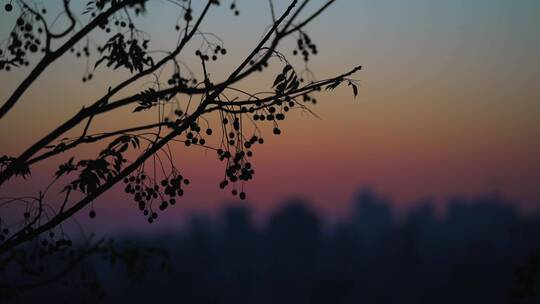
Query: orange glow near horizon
1 1 539 232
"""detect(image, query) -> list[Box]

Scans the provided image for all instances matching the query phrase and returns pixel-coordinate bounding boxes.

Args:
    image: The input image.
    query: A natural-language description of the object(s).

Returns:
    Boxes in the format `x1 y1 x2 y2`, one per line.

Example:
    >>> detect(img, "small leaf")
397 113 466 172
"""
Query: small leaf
55 157 76 178
288 79 300 92
273 73 286 88
326 79 343 91
350 83 358 98
131 137 140 149
282 65 293 75
276 82 287 94
118 143 129 153
286 75 298 91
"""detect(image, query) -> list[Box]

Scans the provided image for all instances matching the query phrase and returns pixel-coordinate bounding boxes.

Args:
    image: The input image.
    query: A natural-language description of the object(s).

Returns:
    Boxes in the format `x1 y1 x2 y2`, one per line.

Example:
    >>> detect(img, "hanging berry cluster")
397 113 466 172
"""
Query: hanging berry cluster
1 231 75 282
252 102 288 122
68 44 95 82
34 231 73 259
4 1 13 12
123 170 189 223
0 5 46 71
230 1 240 16
183 121 209 147
167 71 197 87
0 203 73 257
215 114 266 201
292 31 318 62
195 44 227 63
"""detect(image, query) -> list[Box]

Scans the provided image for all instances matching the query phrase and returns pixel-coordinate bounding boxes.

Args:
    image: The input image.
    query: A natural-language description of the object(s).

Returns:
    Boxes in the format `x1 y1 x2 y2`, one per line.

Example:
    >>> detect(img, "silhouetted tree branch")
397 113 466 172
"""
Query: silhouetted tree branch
0 0 146 119
0 0 361 291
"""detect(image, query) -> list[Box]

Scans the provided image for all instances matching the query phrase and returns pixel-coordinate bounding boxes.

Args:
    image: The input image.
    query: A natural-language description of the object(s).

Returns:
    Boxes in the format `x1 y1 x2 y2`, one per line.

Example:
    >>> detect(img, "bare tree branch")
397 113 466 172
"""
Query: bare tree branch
0 0 143 119
0 0 361 264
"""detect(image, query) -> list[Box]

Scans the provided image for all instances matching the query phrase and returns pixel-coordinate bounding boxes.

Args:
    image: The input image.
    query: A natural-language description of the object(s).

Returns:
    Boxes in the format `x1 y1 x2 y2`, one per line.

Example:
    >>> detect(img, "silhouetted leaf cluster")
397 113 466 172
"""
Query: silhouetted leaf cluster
64 136 138 194
96 33 153 73
0 155 30 179
133 88 161 112
273 64 300 94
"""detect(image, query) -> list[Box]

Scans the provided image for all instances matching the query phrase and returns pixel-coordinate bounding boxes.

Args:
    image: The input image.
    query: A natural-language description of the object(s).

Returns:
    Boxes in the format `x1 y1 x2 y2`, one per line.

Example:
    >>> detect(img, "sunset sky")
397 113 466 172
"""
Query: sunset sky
1 0 539 232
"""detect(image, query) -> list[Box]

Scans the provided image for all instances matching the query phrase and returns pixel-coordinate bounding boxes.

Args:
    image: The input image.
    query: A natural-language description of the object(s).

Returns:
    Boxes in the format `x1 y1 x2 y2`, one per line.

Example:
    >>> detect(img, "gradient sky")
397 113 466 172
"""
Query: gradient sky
1 0 539 232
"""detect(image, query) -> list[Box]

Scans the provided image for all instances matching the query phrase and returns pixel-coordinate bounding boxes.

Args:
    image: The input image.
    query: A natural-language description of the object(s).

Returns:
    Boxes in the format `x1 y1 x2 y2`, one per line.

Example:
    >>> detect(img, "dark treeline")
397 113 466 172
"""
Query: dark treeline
10 190 540 303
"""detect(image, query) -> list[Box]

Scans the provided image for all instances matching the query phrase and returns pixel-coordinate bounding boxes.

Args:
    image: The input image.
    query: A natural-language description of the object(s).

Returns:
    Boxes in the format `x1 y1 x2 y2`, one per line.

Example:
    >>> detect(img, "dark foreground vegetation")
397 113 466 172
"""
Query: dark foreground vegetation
4 190 540 303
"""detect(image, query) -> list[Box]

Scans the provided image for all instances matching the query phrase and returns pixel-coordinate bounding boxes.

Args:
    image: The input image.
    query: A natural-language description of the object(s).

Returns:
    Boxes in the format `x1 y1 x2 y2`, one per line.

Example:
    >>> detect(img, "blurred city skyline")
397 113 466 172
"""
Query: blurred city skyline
10 190 540 303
